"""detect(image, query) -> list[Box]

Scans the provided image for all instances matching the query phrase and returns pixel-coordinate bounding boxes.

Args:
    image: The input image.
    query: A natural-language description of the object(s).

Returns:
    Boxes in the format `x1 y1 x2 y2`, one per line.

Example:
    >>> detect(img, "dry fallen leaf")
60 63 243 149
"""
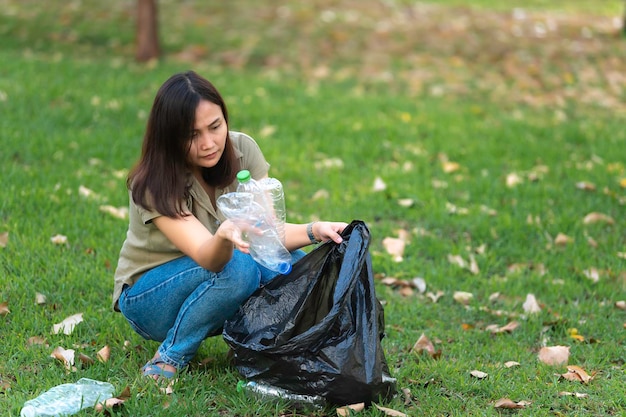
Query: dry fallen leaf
372 177 387 192
50 346 76 370
523 294 542 314
50 234 68 245
582 212 614 225
337 402 365 416
442 161 461 173
538 345 570 366
78 353 94 367
374 404 408 417
470 370 488 379
35 293 47 305
486 321 520 334
494 398 530 409
453 291 473 305
382 237 405 262
568 328 585 342
559 391 589 398
615 301 626 310
99 205 129 220
504 361 521 368
27 336 48 347
559 365 593 383
575 181 596 191
52 313 84 335
506 172 523 188
94 386 131 412
0 231 8 248
583 268 600 283
97 345 111 363
426 291 444 303
0 302 9 316
411 333 441 359
554 233 573 246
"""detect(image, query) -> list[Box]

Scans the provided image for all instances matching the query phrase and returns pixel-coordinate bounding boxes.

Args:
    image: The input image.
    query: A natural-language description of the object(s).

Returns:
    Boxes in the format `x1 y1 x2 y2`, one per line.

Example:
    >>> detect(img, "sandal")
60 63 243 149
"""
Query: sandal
142 359 177 380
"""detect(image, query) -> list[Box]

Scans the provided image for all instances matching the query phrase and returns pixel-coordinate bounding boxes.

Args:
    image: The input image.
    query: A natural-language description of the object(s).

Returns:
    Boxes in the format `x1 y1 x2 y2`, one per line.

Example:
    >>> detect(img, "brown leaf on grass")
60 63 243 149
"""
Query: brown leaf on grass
97 345 111 363
568 328 585 342
582 212 614 225
441 161 460 174
50 346 76 371
99 205 129 220
582 268 600 283
0 377 12 393
411 333 441 359
538 346 570 366
575 181 596 191
52 313 83 335
559 391 589 398
94 385 131 413
453 291 473 305
50 234 68 245
337 402 365 416
494 398 530 409
78 353 94 367
0 231 8 248
506 172 523 188
0 301 9 316
523 294 542 314
486 321 520 334
554 233 573 246
35 293 47 305
426 291 444 303
27 336 48 347
615 301 626 310
504 361 521 368
374 404 408 417
559 365 594 383
382 237 405 262
372 177 387 192
470 370 488 379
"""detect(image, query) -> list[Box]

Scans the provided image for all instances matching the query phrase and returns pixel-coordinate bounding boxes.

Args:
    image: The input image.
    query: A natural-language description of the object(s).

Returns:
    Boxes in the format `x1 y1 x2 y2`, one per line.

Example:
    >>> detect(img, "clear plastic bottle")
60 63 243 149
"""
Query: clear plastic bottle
236 170 273 217
258 177 286 244
20 378 115 417
237 380 326 410
217 192 292 274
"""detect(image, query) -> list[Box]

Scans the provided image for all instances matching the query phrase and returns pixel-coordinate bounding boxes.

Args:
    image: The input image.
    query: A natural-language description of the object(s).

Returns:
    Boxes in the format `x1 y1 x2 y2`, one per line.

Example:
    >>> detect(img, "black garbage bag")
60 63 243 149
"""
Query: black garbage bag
223 220 396 406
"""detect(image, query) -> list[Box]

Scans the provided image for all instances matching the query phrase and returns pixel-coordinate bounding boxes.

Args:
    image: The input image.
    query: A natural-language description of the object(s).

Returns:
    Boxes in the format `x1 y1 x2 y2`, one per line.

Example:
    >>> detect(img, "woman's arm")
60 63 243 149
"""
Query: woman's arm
283 221 348 251
153 215 250 272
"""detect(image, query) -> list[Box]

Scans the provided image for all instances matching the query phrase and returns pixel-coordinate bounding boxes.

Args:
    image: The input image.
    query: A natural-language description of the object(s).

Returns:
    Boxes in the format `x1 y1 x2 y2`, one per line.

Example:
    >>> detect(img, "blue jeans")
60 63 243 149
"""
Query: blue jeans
118 249 305 370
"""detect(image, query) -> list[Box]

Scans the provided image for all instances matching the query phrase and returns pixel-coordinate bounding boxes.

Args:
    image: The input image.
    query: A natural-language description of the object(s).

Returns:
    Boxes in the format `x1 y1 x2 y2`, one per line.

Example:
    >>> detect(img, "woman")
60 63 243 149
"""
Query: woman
112 71 347 380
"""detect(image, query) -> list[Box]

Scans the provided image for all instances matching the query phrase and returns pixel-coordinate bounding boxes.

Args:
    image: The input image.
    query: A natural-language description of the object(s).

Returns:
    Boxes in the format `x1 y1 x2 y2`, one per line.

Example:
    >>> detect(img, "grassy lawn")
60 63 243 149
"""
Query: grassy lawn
1 1 625 416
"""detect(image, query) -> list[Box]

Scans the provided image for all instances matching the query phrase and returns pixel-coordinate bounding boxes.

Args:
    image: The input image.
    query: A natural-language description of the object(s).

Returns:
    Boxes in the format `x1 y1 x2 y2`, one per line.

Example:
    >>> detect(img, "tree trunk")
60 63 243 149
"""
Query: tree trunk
136 0 160 62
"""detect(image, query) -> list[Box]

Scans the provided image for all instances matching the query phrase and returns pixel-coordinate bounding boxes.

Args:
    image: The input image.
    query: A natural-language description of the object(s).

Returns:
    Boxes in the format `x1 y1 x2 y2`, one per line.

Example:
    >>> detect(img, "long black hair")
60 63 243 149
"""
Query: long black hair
128 71 239 217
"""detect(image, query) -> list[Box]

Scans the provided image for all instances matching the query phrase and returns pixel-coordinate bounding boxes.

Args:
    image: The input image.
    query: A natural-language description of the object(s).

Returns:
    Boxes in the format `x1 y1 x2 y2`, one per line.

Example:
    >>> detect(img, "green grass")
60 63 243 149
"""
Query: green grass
1 1 626 416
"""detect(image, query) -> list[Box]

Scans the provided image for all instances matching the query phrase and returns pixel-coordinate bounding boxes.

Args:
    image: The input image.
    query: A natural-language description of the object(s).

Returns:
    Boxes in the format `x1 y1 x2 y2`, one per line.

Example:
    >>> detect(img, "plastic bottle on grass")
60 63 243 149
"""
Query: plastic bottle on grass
20 378 115 417
258 177 286 244
237 380 326 410
217 192 292 274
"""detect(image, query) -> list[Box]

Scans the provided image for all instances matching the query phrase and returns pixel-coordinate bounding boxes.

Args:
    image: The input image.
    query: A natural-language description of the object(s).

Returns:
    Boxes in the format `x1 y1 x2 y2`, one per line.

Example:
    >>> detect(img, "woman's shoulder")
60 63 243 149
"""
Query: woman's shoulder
229 130 259 147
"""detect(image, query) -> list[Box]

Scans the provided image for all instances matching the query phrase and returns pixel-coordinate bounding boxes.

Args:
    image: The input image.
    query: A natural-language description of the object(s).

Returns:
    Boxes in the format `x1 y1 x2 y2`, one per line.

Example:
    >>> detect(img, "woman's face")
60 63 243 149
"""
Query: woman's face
187 99 228 173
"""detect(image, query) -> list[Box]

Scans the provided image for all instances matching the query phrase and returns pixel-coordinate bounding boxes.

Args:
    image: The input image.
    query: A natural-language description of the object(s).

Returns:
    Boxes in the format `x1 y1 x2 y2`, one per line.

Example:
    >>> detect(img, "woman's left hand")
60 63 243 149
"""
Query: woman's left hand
313 221 348 244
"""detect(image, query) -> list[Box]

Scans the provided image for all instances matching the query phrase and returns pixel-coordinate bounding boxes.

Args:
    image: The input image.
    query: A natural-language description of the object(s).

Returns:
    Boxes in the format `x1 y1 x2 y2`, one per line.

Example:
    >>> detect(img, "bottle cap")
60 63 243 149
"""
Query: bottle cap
237 170 251 182
278 262 292 275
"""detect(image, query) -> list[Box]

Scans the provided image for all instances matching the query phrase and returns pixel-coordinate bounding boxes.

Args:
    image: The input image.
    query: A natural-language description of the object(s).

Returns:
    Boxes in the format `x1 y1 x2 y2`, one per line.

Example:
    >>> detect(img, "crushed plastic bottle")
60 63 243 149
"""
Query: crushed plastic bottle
258 177 286 244
235 170 273 216
217 192 292 274
20 378 115 417
237 380 326 410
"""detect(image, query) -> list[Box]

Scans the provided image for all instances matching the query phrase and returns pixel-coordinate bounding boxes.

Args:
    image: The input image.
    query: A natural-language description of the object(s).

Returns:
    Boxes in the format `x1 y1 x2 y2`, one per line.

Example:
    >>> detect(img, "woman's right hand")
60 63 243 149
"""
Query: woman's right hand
215 219 250 253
